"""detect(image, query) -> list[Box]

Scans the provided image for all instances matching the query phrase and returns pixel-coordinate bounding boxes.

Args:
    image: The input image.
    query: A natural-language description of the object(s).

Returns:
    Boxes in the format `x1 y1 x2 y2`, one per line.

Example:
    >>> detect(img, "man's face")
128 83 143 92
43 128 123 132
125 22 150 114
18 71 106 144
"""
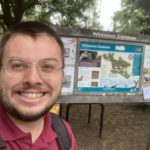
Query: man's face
0 34 63 121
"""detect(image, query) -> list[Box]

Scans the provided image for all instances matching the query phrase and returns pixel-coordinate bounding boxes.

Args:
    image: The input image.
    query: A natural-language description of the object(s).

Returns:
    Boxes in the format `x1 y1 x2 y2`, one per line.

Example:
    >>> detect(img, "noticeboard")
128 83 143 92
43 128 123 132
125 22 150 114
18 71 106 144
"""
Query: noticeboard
53 26 150 103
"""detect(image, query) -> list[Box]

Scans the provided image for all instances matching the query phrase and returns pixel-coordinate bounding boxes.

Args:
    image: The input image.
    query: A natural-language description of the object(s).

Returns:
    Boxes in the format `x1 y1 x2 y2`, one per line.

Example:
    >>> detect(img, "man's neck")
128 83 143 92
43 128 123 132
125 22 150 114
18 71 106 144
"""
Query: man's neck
7 114 44 143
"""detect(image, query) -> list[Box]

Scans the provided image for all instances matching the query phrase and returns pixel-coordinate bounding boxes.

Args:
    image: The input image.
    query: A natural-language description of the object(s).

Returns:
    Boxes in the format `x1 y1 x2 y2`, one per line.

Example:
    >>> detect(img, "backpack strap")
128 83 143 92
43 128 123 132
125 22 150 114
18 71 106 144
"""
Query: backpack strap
0 137 6 150
51 113 71 150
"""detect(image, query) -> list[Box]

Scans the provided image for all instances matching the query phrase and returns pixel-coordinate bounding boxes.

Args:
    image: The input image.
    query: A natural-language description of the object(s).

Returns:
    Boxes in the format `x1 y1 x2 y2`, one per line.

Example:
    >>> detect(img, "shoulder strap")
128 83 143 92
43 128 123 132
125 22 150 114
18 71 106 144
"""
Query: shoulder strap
51 113 71 150
0 137 6 150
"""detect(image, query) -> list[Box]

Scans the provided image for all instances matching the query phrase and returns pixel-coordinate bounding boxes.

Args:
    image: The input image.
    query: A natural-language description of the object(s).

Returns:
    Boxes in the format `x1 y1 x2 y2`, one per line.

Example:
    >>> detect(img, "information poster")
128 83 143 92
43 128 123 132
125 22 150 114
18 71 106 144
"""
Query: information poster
61 37 77 94
77 40 143 93
61 67 75 94
143 45 150 101
143 45 150 83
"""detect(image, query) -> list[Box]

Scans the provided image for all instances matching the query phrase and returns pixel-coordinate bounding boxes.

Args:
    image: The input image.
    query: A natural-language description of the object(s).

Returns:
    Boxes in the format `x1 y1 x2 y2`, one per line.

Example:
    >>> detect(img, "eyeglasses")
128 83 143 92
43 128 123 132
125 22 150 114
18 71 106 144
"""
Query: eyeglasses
2 58 63 79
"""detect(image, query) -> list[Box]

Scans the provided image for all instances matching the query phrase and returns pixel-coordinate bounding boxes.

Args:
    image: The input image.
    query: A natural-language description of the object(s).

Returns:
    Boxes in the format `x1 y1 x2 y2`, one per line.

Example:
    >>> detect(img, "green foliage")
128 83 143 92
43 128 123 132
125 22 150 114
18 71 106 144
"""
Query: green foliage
126 0 150 11
0 0 102 32
112 0 150 35
25 0 101 29
0 0 38 31
113 9 144 34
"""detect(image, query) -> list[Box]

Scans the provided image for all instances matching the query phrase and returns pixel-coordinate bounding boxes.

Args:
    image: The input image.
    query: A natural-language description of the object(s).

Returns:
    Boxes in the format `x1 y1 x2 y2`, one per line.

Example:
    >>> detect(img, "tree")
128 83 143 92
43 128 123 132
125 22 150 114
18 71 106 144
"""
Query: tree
82 0 103 30
0 0 101 32
125 0 150 11
25 0 102 29
112 0 150 35
113 7 144 34
0 0 38 31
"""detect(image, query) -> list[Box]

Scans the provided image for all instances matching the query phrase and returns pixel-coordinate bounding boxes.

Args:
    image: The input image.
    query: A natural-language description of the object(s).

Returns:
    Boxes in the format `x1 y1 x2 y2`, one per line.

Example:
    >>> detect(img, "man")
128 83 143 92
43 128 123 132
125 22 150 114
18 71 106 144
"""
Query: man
0 21 77 150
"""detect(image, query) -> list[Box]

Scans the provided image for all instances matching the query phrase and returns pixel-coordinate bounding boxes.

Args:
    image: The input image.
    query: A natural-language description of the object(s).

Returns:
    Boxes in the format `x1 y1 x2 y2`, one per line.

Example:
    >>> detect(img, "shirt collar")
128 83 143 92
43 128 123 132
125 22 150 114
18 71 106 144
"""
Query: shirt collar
0 107 26 141
0 107 57 143
35 113 57 144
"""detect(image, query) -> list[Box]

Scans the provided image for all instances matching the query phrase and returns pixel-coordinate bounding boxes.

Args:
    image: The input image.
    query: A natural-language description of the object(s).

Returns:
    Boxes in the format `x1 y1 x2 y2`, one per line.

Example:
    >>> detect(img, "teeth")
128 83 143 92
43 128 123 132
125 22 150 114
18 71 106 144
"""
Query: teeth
21 93 43 99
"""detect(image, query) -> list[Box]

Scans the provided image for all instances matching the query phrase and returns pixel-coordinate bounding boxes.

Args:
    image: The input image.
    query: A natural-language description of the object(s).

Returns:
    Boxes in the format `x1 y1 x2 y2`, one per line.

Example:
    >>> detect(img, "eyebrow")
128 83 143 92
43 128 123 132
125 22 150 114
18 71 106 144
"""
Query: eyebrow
7 57 60 62
40 58 59 62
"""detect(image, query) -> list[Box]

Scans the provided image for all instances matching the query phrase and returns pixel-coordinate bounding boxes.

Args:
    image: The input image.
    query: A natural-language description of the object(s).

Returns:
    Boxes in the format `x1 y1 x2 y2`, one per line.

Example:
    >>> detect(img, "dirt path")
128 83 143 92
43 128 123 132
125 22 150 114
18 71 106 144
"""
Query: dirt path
61 103 150 150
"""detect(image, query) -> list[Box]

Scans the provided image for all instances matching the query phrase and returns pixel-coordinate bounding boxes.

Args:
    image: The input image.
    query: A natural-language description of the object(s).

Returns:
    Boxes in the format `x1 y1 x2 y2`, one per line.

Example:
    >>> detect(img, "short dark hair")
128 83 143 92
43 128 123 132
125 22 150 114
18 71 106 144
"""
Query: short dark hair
0 21 64 66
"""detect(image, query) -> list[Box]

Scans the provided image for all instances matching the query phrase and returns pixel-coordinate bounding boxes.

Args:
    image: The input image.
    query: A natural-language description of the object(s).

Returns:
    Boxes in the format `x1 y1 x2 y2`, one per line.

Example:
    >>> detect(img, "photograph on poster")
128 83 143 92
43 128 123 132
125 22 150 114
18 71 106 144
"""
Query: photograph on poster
79 50 101 67
61 67 75 94
144 69 150 82
77 40 143 93
61 37 77 65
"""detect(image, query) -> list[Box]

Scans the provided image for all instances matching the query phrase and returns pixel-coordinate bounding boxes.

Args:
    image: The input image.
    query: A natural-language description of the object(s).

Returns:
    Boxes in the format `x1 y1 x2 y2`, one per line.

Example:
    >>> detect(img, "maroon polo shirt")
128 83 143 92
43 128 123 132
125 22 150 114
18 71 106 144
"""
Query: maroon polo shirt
0 107 77 150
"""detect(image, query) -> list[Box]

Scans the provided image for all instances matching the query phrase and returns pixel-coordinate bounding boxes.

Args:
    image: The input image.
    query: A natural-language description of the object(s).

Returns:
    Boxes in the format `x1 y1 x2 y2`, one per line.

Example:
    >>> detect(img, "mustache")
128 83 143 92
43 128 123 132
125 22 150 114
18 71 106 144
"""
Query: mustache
14 83 48 92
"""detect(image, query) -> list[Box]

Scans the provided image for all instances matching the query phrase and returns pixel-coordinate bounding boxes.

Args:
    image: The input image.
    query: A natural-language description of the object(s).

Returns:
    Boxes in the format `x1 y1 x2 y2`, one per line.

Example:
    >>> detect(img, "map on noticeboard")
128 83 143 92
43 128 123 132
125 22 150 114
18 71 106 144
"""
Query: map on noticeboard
77 40 143 93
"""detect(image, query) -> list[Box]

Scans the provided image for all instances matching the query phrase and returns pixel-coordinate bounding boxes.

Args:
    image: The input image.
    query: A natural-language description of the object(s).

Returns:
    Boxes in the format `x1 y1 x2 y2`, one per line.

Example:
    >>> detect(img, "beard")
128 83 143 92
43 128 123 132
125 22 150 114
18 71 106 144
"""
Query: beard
0 84 61 122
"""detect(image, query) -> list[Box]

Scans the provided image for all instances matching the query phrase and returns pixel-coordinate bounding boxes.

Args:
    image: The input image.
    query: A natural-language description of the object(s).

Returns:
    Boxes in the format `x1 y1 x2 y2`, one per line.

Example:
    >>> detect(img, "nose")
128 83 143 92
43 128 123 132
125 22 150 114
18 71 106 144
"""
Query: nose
23 65 43 84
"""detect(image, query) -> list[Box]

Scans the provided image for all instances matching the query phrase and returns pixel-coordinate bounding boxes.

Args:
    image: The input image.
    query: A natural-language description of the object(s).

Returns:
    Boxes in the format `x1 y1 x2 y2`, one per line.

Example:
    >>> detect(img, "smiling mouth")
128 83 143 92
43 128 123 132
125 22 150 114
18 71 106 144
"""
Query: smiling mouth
18 92 45 99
